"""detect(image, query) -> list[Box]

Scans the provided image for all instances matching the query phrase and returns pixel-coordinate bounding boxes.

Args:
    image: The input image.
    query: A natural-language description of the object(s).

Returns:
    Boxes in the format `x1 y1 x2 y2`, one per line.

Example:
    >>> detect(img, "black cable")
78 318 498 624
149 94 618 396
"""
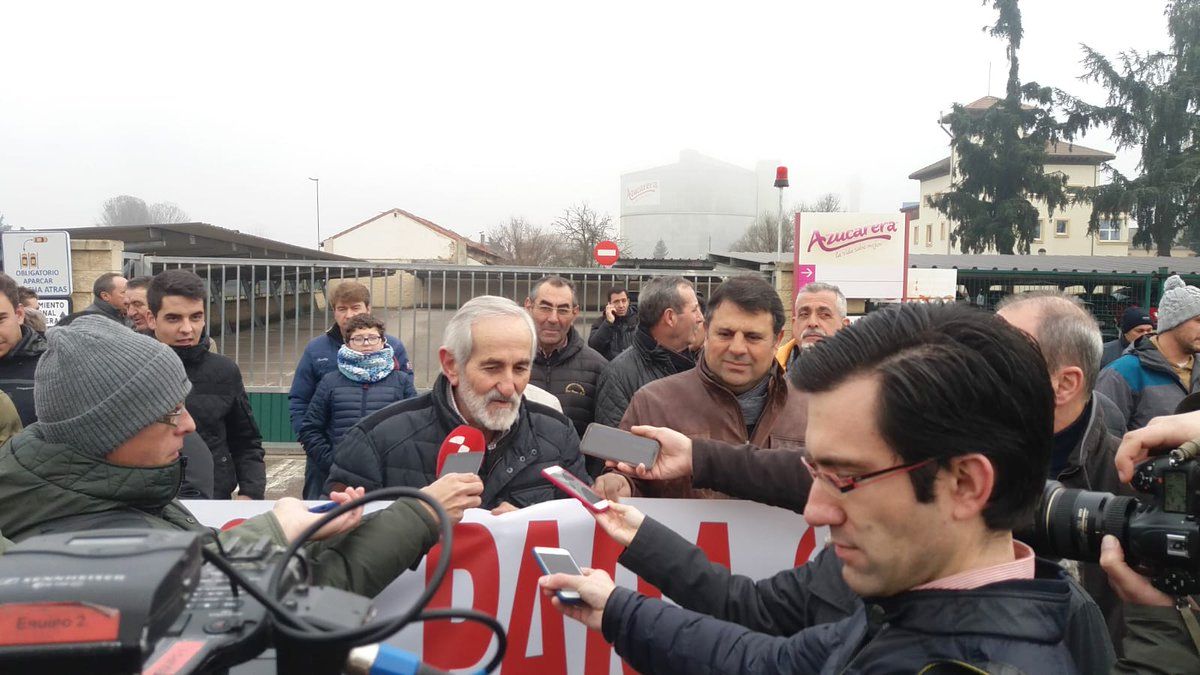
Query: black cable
266 488 456 646
414 609 507 674
200 489 506 672
200 548 308 631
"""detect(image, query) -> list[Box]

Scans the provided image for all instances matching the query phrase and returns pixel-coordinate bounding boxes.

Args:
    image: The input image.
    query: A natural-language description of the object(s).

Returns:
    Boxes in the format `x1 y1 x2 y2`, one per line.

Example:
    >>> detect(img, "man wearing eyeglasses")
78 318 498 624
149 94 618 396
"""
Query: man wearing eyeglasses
0 314 478 600
541 302 1109 673
523 276 608 475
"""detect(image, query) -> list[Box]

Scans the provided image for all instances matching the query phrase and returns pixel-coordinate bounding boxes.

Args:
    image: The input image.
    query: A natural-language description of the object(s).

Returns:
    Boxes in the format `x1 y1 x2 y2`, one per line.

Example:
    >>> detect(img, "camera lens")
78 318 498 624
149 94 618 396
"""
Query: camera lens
1020 481 1138 562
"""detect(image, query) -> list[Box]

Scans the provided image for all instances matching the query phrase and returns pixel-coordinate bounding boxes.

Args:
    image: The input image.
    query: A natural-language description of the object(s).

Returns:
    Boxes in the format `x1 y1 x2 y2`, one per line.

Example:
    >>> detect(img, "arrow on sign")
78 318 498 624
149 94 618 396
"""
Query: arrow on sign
798 264 816 280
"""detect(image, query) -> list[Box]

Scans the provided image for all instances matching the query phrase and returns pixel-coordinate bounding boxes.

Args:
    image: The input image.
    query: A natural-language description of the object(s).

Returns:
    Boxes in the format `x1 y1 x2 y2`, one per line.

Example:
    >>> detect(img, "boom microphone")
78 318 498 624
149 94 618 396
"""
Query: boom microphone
436 425 486 475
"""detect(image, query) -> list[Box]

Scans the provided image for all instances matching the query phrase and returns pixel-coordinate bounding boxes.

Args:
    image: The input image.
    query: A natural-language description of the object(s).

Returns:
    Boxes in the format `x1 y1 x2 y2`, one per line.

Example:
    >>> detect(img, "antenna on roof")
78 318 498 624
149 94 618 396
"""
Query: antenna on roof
987 61 992 97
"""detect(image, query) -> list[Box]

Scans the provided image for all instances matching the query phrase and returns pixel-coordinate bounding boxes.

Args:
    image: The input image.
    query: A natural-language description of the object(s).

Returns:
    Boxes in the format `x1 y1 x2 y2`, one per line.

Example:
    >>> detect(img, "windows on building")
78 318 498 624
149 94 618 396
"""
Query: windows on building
925 223 932 246
1055 219 1068 236
940 222 946 240
1035 219 1044 242
1098 219 1122 241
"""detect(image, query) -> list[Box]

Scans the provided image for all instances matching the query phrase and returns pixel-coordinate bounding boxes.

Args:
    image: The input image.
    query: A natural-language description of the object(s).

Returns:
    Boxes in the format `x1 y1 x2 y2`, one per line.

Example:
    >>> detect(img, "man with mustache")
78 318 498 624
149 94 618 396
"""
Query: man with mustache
775 282 850 371
327 295 589 512
593 275 809 500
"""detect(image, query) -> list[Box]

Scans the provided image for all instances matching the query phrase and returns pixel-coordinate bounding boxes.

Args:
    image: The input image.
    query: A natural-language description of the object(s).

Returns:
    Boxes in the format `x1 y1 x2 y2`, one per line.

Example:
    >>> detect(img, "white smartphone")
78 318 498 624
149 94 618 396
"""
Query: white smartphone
531 546 583 604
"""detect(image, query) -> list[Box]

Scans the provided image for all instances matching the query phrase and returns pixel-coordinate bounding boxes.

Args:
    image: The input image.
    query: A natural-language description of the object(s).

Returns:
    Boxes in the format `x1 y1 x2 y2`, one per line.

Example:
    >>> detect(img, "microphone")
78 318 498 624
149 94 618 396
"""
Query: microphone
436 425 486 475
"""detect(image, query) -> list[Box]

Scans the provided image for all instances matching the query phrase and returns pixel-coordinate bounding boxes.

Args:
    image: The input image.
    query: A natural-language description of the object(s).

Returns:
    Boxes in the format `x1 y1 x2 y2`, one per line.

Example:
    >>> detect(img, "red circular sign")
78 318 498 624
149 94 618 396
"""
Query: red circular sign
593 240 619 267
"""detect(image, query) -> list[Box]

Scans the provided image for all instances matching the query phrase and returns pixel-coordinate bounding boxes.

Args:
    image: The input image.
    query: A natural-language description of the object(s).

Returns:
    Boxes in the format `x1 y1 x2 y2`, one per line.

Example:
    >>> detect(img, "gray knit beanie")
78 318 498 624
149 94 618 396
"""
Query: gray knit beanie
34 314 192 458
1157 275 1200 333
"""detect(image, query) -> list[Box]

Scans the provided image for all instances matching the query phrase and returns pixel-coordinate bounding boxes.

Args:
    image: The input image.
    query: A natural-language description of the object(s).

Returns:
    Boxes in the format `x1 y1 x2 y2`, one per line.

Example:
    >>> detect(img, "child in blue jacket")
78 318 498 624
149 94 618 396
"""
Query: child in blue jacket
298 313 417 498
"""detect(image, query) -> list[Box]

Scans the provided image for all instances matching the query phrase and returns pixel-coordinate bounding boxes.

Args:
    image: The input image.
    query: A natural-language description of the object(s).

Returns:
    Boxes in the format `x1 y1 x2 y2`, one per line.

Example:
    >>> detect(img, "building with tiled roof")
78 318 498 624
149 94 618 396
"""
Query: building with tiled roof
321 208 504 264
909 96 1128 257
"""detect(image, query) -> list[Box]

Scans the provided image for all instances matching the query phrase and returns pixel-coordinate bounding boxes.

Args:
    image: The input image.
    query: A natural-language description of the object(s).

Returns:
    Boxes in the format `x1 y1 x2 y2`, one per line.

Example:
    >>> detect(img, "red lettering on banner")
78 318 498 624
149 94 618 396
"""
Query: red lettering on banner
423 524 500 671
794 526 818 567
504 521 567 673
694 522 731 569
585 524 623 675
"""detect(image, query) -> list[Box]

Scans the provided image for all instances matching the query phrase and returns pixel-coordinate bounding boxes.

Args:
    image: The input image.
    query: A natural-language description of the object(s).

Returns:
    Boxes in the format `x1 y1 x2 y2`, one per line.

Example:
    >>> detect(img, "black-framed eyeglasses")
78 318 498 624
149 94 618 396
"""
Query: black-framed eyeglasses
348 335 384 346
157 404 186 428
801 455 936 494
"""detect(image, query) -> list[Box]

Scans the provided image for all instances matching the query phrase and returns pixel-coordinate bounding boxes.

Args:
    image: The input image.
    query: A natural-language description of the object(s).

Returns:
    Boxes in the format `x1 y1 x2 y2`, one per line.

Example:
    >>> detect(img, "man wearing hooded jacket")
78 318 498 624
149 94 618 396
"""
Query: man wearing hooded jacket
148 270 265 500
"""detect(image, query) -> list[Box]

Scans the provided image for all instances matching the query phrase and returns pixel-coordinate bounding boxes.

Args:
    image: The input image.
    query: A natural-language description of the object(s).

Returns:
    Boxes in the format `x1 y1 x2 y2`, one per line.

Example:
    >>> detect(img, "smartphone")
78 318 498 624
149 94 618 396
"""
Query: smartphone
580 423 660 469
438 451 485 477
542 465 609 513
531 547 583 604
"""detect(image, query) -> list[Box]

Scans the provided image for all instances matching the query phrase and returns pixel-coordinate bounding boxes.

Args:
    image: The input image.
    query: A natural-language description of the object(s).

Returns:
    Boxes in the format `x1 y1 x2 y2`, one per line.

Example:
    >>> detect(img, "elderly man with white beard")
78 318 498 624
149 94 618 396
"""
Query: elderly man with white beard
326 296 590 513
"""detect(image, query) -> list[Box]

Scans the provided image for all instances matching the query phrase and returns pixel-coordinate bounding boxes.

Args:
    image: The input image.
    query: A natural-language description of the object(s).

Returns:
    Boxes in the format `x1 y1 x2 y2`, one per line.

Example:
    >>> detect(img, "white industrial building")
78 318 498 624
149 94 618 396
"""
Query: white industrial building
619 150 782 258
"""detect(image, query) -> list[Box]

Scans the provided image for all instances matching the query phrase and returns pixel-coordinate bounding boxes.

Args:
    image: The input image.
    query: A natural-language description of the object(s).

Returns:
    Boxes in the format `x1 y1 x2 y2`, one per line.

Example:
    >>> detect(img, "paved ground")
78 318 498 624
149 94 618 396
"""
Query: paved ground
264 443 306 500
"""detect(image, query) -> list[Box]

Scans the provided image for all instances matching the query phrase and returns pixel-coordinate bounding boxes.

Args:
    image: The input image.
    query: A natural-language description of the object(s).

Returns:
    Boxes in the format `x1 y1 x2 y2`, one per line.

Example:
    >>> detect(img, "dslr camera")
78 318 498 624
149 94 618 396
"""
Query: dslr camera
1024 441 1200 595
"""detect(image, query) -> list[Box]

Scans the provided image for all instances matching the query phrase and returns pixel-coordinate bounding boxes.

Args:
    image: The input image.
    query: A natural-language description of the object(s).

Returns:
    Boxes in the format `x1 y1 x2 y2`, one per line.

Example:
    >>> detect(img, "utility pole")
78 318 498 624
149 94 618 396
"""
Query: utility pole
308 177 321 249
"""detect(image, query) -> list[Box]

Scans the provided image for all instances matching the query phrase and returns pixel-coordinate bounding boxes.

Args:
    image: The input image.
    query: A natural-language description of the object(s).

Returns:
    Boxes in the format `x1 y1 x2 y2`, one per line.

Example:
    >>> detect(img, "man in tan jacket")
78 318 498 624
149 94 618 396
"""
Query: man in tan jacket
594 275 808 500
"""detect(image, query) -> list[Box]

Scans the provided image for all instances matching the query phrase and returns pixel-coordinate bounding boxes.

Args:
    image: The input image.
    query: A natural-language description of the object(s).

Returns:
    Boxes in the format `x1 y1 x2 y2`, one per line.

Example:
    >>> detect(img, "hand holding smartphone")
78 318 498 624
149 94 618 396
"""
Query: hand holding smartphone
542 465 609 512
580 423 660 469
532 546 584 604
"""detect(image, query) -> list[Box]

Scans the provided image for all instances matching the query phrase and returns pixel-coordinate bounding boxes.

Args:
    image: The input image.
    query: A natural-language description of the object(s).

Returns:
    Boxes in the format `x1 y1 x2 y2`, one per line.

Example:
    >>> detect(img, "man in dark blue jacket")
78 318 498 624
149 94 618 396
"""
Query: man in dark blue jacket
541 303 1086 674
289 281 410 498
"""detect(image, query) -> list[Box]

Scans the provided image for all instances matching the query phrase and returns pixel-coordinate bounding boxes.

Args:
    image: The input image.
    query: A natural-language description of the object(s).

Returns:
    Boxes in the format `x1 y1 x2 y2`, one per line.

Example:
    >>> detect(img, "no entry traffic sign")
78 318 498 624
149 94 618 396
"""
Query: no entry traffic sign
593 240 619 267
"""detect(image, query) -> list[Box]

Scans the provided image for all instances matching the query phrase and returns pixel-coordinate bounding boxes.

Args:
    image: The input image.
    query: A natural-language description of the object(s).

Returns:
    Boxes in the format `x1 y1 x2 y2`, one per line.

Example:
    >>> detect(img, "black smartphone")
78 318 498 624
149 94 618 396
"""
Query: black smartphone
580 423 660 468
438 452 485 477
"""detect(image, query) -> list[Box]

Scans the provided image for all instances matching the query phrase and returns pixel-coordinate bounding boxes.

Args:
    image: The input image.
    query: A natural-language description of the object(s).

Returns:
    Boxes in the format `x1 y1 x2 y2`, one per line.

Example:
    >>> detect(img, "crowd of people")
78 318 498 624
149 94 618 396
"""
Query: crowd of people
0 264 1196 673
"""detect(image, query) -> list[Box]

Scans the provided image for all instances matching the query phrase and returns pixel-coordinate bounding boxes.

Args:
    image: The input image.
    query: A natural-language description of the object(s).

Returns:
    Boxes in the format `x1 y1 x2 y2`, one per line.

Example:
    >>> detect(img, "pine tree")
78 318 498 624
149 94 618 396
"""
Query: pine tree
652 238 669 258
927 0 1068 254
1060 0 1200 256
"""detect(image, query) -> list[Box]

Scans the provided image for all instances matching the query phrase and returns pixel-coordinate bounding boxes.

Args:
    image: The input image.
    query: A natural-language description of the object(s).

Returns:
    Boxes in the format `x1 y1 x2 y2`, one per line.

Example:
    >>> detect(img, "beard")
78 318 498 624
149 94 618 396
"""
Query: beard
458 380 521 431
799 328 828 350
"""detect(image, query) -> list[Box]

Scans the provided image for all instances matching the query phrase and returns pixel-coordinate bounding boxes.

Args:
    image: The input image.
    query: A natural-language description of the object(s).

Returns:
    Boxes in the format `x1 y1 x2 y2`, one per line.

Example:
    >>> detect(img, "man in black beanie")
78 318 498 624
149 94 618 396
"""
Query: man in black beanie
1100 306 1155 369
0 314 481 597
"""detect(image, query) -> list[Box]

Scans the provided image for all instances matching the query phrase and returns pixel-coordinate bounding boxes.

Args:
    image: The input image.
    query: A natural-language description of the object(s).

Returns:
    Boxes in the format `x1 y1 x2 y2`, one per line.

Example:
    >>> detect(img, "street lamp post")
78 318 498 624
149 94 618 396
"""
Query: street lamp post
307 177 321 249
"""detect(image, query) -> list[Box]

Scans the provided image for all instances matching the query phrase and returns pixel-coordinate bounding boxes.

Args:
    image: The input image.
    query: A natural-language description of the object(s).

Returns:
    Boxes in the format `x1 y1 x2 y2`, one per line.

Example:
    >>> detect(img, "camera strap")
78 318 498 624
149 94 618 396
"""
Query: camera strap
1177 596 1200 656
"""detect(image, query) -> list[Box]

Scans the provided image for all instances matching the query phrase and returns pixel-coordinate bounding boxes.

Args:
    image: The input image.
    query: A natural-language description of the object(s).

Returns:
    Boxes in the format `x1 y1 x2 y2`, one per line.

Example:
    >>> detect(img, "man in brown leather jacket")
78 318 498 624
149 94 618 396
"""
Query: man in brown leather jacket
594 275 809 501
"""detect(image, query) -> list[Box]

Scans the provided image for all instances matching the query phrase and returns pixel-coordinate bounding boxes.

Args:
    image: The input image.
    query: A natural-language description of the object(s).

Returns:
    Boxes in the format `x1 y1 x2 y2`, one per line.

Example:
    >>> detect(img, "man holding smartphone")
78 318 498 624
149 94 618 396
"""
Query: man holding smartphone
540 303 1098 673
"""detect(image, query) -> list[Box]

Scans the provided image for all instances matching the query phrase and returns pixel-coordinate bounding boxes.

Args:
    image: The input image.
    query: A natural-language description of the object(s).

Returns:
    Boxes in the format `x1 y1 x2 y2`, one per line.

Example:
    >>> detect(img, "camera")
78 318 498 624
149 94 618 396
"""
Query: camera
1021 442 1200 596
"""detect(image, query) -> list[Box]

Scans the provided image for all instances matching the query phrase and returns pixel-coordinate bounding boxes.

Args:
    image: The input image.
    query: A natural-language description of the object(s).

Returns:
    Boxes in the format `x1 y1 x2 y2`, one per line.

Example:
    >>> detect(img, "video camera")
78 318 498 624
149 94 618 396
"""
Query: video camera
0 488 505 674
1022 441 1200 596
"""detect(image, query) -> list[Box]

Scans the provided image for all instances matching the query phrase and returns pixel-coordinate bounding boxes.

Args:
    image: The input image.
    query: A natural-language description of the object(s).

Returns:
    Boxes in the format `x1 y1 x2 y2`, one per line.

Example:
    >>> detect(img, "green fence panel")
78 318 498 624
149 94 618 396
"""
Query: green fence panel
247 390 295 443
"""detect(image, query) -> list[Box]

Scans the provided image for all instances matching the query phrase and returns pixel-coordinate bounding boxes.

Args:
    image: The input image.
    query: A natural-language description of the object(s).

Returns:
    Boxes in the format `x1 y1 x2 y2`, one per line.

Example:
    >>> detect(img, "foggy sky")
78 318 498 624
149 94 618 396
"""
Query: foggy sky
0 1 1171 250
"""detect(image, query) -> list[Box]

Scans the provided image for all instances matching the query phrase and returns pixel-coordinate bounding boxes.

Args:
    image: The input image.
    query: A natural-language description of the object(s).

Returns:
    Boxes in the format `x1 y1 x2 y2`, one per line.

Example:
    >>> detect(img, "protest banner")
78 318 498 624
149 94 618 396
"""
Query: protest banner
186 497 821 674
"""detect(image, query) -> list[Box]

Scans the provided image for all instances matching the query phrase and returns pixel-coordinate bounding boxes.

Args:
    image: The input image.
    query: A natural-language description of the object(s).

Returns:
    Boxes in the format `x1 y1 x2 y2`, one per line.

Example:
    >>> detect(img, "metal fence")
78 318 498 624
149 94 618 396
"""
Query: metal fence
136 256 735 389
942 269 1161 339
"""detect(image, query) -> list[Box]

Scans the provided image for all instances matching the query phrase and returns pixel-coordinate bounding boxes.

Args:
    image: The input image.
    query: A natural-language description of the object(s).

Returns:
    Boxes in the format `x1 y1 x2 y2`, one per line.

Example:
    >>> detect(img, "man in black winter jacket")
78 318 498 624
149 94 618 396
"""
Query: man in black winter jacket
524 276 607 473
0 273 45 426
589 285 637 360
593 276 703 427
327 295 589 512
149 270 266 500
542 303 1096 674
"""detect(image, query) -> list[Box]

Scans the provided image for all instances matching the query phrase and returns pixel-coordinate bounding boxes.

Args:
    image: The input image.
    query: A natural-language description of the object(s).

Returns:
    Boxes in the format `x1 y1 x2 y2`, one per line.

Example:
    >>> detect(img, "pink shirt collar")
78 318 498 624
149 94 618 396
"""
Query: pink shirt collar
914 540 1036 591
